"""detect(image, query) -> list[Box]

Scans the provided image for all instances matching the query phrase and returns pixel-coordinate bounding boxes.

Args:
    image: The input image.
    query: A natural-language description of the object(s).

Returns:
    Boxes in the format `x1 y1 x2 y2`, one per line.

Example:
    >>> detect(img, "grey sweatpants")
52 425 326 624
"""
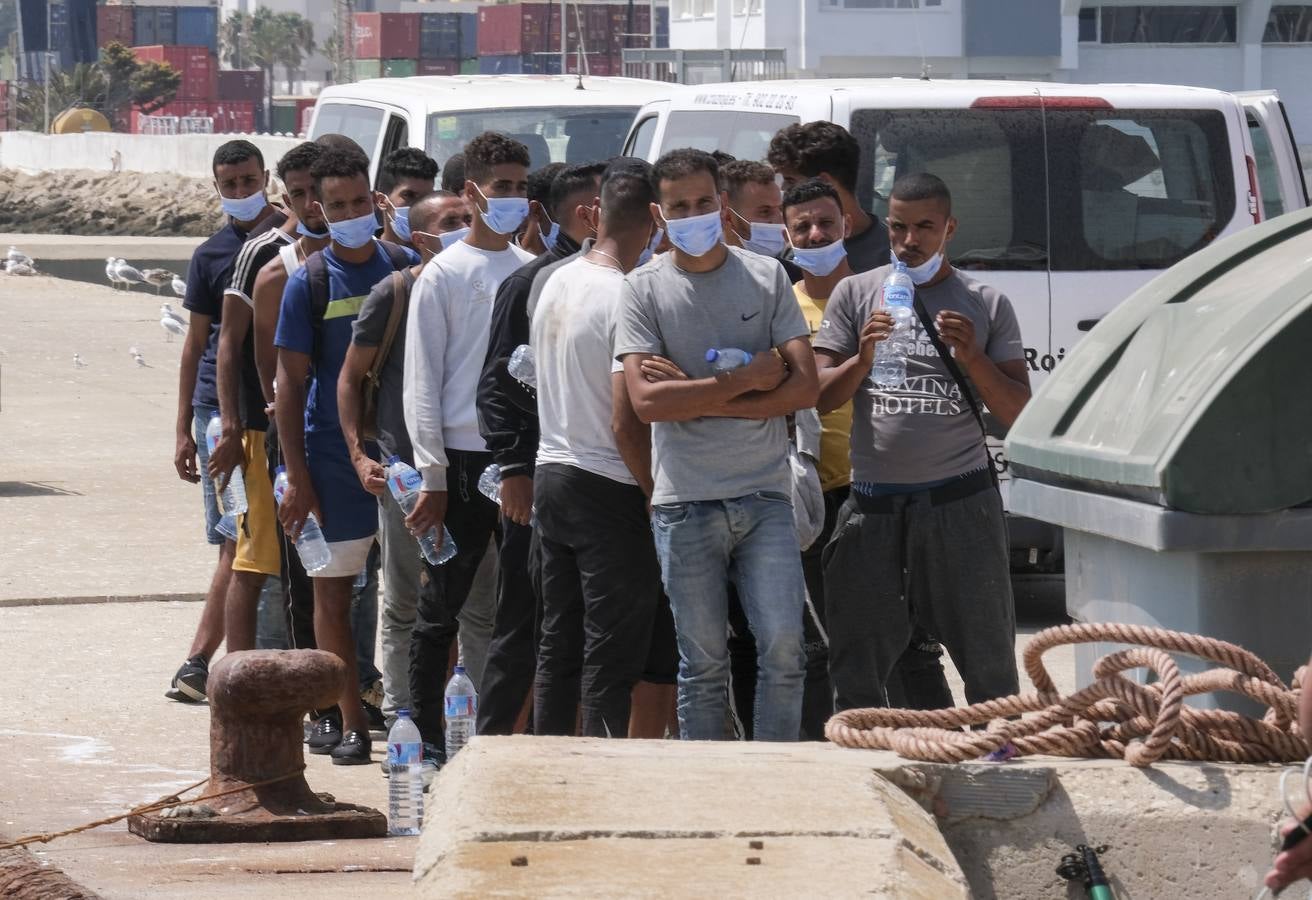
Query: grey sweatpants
822 483 1019 711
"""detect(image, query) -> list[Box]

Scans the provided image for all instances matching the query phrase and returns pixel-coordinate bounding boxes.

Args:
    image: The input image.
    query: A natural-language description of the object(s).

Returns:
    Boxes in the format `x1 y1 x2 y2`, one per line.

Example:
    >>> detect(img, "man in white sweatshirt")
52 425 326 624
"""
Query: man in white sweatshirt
401 132 534 756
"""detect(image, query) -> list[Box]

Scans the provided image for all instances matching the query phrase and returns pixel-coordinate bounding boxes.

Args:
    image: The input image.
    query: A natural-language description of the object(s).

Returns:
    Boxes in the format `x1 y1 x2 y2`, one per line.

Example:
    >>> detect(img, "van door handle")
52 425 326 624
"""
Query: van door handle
1077 318 1102 332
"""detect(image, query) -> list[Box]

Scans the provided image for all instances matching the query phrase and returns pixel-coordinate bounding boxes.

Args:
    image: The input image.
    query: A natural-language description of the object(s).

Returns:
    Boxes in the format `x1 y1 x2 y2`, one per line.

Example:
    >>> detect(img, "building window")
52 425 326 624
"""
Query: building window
672 0 714 18
1079 8 1098 42
1098 6 1237 44
1265 5 1312 42
820 0 942 9
733 0 762 15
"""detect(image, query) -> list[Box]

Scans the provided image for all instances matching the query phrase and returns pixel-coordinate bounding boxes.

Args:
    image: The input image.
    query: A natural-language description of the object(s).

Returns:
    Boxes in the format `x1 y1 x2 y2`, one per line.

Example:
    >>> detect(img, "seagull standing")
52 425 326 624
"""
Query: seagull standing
133 351 148 368
73 353 87 368
160 303 186 326
114 259 145 292
7 246 32 267
160 316 187 343
142 268 176 295
5 260 35 276
105 257 123 291
171 275 187 298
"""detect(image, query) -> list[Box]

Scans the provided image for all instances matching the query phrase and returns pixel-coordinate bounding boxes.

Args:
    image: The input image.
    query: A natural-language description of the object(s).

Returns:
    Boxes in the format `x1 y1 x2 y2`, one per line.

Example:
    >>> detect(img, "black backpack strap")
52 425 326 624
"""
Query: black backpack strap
911 295 999 487
305 249 330 367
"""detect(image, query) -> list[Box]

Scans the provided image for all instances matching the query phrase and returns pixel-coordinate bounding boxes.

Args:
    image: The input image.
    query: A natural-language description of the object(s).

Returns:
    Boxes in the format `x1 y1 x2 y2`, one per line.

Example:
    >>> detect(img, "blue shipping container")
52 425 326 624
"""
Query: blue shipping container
420 13 461 60
459 13 478 61
176 8 219 55
134 7 177 48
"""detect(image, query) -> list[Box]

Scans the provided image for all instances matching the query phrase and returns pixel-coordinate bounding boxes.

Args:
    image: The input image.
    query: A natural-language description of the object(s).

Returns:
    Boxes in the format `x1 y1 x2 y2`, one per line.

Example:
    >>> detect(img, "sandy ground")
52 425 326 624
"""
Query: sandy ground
0 168 226 237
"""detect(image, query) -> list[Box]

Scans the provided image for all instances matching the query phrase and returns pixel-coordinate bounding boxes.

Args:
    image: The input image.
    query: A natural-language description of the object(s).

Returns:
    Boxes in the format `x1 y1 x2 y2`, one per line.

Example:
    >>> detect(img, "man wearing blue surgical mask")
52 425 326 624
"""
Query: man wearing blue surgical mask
814 173 1030 717
615 148 819 742
376 147 439 252
165 139 284 706
402 132 536 761
719 160 788 259
274 147 420 765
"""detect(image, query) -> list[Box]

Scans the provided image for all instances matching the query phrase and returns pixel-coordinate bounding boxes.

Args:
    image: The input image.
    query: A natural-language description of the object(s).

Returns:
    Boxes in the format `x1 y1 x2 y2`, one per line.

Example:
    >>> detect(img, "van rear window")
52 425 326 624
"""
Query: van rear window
425 107 639 168
660 110 800 161
850 107 1235 272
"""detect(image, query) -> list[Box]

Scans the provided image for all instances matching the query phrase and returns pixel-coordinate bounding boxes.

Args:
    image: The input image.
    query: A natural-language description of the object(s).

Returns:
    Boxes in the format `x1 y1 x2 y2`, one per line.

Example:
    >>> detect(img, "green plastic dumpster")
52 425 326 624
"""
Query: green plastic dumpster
1006 208 1312 709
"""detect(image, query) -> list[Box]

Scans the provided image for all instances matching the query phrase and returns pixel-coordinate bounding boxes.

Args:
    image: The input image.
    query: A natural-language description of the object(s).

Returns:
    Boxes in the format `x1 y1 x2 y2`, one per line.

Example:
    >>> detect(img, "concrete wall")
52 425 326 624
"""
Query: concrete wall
1263 47 1312 144
1071 44 1245 88
0 132 301 178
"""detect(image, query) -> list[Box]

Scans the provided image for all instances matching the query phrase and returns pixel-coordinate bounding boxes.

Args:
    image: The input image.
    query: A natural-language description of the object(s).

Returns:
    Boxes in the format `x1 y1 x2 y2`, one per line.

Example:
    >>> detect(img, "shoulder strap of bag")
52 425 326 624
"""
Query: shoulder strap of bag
377 239 411 272
911 294 999 485
370 271 409 383
306 249 330 365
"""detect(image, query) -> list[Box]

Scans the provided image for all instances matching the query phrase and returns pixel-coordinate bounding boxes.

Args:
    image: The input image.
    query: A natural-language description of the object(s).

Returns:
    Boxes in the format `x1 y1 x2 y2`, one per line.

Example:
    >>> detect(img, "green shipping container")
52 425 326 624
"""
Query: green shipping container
354 59 383 80
460 58 479 74
270 103 299 135
385 59 418 78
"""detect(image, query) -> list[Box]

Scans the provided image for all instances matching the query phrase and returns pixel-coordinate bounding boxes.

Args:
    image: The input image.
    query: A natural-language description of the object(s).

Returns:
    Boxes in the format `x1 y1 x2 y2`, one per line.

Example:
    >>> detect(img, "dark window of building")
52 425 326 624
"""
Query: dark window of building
1100 5 1237 43
1265 5 1312 42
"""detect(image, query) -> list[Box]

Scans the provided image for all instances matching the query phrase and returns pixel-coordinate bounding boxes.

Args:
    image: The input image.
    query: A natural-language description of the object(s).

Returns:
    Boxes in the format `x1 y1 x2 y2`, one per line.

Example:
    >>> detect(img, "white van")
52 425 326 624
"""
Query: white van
308 74 675 187
624 78 1308 567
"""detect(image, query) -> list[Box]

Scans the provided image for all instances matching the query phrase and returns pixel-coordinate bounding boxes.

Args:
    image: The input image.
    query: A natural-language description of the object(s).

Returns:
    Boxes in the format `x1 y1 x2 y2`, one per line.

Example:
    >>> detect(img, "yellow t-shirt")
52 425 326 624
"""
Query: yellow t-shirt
794 283 853 492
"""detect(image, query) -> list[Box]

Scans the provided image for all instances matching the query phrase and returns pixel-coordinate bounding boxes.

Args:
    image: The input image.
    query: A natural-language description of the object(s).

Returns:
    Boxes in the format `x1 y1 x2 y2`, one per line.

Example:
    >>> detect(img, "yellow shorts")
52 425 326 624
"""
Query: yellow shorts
233 430 281 577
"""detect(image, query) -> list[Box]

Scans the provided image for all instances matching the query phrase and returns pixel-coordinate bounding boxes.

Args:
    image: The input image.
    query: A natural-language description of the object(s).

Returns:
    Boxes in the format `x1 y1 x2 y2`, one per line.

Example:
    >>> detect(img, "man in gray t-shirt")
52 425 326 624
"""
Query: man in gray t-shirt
614 148 818 742
813 173 1031 714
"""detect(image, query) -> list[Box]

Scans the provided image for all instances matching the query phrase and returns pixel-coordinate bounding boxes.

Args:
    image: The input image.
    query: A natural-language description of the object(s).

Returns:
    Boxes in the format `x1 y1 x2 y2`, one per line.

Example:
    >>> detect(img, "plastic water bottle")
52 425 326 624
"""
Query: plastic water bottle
705 347 753 372
205 411 248 516
444 665 477 761
478 463 502 504
384 456 457 566
386 709 423 836
508 344 536 388
271 466 332 574
873 261 916 389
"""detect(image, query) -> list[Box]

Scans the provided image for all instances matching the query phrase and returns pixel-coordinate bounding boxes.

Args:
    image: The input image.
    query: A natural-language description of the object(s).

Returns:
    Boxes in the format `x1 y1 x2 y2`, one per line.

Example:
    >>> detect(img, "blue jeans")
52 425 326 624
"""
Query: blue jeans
351 540 383 692
651 491 806 742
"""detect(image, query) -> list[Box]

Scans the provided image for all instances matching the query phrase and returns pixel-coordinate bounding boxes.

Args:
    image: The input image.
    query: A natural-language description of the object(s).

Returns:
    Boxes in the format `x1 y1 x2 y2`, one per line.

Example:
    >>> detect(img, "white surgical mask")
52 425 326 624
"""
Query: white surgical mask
386 201 413 242
437 226 470 249
662 209 723 258
474 185 529 235
318 204 379 249
540 214 561 252
732 210 787 257
638 227 663 267
297 221 329 239
220 190 267 223
892 239 947 286
791 238 847 277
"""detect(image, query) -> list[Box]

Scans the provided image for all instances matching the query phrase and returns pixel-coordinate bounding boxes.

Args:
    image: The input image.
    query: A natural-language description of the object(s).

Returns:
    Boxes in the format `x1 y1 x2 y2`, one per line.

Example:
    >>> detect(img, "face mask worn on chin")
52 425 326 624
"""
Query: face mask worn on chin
637 227 663 266
321 207 378 250
388 203 412 242
733 212 788 257
474 186 529 235
791 238 847 277
540 215 561 252
220 190 268 223
663 209 723 257
892 241 946 286
297 221 329 239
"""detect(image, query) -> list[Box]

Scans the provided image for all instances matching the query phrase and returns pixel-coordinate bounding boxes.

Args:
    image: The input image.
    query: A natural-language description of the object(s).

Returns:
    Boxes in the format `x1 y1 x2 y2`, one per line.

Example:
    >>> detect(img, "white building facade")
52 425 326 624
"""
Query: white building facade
667 0 1312 141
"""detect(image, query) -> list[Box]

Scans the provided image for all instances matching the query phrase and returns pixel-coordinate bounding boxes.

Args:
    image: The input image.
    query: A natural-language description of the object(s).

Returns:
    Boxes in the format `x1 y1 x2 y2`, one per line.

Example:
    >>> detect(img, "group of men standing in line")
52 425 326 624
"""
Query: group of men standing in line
164 117 1031 765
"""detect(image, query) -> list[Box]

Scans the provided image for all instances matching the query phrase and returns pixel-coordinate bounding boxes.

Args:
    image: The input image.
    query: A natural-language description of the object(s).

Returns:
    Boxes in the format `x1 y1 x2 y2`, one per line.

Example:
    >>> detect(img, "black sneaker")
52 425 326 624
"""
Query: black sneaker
164 656 208 703
307 714 342 755
363 700 387 739
331 730 372 766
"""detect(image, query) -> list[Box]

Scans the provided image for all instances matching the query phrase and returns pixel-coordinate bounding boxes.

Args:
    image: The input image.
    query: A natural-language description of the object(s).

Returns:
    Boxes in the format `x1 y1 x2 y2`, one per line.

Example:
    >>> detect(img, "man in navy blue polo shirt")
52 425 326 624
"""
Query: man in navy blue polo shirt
275 147 419 765
166 139 284 704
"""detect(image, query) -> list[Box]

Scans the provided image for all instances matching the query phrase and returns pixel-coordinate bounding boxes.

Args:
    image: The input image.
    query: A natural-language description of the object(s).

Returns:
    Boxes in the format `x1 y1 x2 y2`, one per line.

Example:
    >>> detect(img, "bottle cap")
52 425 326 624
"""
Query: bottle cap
274 464 286 475
396 708 410 718
704 348 718 362
210 409 221 418
453 665 466 675
387 455 400 465
893 260 908 272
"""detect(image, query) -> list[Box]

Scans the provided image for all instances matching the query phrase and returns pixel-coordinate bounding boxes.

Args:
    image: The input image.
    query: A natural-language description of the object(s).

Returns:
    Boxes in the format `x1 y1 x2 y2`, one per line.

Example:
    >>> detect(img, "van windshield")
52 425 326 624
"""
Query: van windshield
660 109 800 161
426 107 639 168
850 107 1235 272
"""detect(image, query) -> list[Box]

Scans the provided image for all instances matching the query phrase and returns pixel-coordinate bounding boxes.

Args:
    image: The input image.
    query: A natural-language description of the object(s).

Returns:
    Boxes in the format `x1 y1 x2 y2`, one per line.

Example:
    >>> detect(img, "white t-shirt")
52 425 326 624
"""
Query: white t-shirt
532 256 635 485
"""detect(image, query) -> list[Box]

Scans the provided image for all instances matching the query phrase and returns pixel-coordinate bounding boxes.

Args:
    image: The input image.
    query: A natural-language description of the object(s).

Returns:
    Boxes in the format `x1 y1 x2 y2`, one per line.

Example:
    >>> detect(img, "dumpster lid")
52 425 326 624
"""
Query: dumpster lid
1006 208 1312 514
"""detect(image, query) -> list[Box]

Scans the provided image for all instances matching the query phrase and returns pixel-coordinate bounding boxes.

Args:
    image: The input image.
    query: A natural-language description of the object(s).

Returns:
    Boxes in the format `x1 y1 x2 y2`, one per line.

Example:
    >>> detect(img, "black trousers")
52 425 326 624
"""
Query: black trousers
476 515 541 735
266 418 316 654
409 448 503 748
532 464 662 738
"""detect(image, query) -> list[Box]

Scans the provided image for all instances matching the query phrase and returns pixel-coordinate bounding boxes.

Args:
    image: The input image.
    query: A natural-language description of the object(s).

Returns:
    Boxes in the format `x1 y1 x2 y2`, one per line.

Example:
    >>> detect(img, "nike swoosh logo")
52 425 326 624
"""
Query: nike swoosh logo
741 311 760 321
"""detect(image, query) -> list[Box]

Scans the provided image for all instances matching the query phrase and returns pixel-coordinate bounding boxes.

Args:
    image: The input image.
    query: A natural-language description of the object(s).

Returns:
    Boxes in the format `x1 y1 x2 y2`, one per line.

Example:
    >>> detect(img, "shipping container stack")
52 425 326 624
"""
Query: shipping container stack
475 3 660 78
351 11 478 82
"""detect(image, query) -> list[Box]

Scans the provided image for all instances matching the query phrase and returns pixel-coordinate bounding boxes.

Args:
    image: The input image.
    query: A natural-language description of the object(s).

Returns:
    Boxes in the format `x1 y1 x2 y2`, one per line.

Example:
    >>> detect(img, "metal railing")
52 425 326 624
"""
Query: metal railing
138 115 215 135
620 48 788 84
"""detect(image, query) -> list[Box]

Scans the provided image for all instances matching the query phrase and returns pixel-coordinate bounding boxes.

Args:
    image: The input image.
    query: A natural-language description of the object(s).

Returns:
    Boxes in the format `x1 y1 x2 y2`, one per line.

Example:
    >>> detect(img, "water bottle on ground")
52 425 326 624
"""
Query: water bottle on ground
444 665 477 761
705 347 753 373
271 466 332 574
508 344 536 388
386 709 423 835
873 261 916 389
384 456 456 565
478 463 501 504
205 411 248 516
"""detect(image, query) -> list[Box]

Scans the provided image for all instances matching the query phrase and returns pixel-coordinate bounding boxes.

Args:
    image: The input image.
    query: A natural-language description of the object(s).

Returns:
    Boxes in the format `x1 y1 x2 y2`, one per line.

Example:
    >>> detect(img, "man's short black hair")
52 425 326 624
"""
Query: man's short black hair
782 177 842 216
463 132 532 185
275 141 323 181
410 190 460 234
528 162 567 206
310 146 371 198
547 162 606 218
601 169 656 232
720 159 776 204
378 147 439 194
890 172 952 213
651 148 720 196
767 122 861 195
313 133 367 157
440 153 466 192
212 139 263 174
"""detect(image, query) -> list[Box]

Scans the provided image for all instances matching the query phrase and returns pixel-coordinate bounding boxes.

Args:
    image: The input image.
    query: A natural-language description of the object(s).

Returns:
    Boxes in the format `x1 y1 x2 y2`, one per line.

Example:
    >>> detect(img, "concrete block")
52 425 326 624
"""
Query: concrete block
415 737 968 898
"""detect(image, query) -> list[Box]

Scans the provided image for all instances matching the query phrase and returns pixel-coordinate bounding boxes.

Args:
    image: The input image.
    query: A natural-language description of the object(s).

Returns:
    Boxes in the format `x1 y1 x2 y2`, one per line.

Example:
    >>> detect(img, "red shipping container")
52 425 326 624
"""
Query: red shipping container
97 5 135 49
477 3 555 56
418 59 459 77
353 13 421 61
129 99 213 133
210 101 256 134
217 69 263 103
609 4 652 48
133 45 215 101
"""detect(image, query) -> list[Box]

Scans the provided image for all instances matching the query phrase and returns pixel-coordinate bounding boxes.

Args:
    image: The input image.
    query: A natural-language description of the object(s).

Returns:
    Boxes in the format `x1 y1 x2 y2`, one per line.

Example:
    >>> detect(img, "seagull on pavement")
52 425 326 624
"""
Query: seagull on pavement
114 259 145 291
133 351 148 368
106 257 123 291
5 260 35 276
73 353 87 368
171 275 187 298
7 246 32 267
160 316 187 343
142 268 176 295
160 303 186 326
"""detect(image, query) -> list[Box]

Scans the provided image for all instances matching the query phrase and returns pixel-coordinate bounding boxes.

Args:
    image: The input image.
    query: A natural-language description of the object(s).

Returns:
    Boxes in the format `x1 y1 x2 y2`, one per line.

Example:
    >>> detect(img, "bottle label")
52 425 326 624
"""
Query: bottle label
392 469 423 496
883 282 913 308
444 695 476 718
388 740 421 766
